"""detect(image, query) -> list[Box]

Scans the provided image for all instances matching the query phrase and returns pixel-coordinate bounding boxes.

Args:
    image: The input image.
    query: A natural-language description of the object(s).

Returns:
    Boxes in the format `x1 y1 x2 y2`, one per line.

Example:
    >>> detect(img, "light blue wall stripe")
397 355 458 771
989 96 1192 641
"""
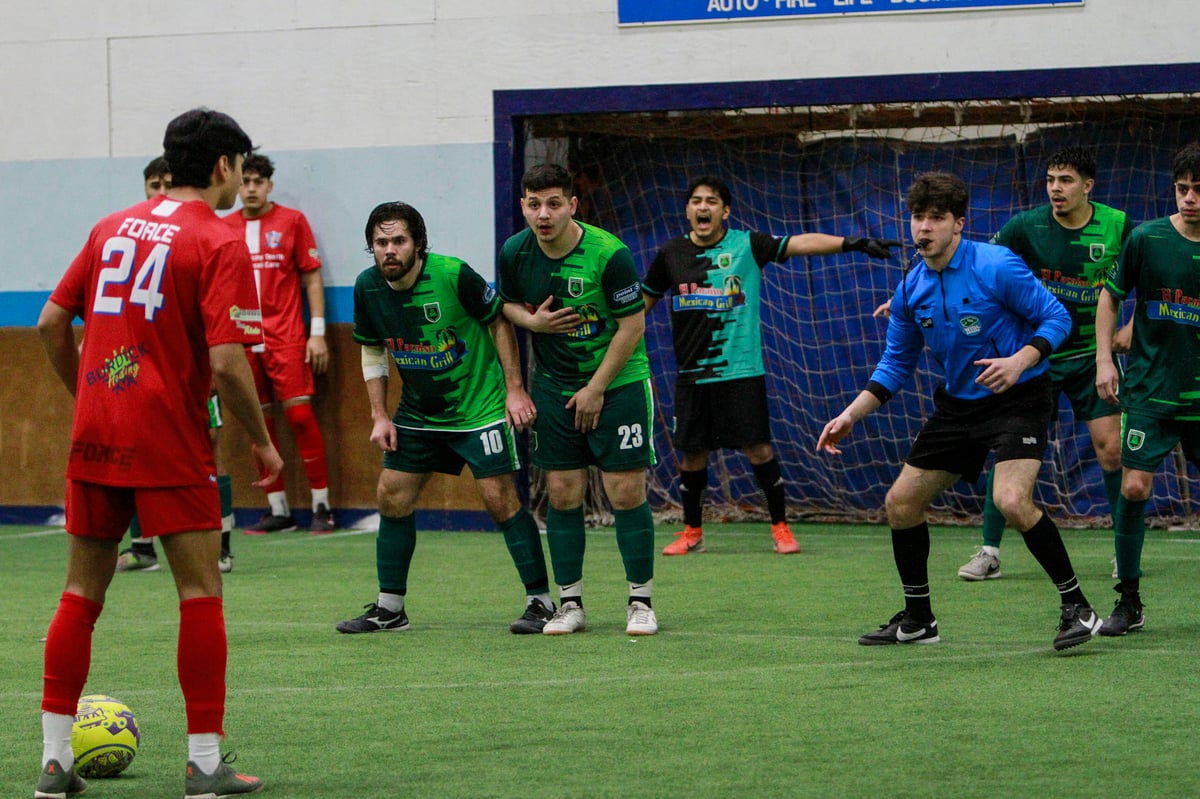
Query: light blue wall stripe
1 142 494 328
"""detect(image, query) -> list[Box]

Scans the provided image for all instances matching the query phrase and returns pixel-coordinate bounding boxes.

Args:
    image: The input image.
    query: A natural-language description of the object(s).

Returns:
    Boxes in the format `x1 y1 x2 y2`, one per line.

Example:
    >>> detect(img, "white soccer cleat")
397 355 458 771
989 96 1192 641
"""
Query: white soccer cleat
625 601 658 636
542 601 587 635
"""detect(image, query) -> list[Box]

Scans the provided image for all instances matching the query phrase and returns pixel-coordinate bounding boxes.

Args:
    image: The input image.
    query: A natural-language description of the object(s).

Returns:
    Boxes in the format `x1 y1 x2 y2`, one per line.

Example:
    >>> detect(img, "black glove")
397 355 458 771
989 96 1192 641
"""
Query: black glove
842 237 903 259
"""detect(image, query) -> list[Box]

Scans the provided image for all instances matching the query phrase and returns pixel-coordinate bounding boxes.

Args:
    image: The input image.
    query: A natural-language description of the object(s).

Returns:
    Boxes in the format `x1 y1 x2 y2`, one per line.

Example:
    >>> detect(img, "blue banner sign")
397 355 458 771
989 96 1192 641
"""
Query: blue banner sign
618 0 1084 26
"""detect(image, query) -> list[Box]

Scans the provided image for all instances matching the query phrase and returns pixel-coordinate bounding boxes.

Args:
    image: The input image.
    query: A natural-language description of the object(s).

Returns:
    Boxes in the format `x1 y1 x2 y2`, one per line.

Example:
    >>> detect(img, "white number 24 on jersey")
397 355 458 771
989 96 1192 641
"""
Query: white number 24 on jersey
93 236 169 321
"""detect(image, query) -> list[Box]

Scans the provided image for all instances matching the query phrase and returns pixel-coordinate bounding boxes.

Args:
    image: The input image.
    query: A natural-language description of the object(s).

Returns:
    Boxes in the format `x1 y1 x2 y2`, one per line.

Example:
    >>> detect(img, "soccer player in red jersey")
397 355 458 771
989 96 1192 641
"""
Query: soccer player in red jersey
35 107 282 799
224 153 334 533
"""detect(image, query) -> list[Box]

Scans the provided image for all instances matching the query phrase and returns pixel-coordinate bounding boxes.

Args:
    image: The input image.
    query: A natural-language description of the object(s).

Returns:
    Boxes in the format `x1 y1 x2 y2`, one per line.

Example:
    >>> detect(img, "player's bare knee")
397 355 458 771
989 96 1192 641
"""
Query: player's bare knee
884 489 924 529
1121 472 1153 502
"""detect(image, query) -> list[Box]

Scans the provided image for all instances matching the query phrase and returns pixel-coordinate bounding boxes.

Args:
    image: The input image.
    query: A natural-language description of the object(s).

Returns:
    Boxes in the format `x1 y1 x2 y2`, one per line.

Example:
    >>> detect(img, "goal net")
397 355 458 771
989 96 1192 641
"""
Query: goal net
520 94 1200 527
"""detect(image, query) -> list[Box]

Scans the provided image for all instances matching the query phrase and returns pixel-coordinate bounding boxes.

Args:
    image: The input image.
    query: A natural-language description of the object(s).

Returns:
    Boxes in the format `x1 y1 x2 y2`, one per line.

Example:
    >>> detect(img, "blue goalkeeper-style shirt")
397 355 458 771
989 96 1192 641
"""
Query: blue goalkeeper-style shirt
871 237 1070 402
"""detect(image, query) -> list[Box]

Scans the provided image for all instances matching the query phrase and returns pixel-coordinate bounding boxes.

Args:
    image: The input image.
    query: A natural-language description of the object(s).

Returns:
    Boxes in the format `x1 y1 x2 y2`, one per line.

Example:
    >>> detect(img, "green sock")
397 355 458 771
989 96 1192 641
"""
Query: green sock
377 514 417 595
1102 469 1122 519
1114 495 1147 581
129 514 143 540
546 506 586 588
614 502 655 585
980 469 1006 548
499 508 549 593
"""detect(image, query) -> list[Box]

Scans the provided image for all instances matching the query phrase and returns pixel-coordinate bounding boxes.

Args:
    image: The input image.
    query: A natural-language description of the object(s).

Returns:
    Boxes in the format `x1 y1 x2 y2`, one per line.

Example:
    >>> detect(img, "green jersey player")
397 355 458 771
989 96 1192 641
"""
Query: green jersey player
958 147 1136 582
1094 142 1200 636
498 164 658 637
337 201 555 636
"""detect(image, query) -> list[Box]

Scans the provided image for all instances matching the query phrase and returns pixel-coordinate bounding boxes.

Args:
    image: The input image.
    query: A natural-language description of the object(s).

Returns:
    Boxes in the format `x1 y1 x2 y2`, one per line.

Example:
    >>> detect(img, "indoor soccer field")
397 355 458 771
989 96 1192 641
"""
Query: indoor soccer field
3 521 1198 798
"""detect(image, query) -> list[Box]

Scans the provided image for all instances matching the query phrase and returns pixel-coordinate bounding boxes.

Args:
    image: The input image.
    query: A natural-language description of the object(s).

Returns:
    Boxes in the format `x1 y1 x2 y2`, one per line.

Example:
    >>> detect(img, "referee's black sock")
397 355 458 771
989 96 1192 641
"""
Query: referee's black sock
891 522 933 621
1019 512 1088 607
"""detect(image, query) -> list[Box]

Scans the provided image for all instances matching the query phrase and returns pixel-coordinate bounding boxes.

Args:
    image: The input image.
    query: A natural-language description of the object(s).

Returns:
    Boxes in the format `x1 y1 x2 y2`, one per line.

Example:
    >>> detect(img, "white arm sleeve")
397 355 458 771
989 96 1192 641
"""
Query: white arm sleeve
361 344 390 381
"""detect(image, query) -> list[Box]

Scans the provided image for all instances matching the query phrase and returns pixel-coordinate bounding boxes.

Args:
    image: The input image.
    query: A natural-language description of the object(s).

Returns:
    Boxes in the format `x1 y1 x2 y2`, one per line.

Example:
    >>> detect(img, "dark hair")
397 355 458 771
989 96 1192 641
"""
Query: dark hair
521 163 574 197
905 171 969 218
686 175 732 207
364 201 429 258
162 108 253 190
1171 142 1200 183
242 152 275 179
143 155 170 181
1046 146 1096 181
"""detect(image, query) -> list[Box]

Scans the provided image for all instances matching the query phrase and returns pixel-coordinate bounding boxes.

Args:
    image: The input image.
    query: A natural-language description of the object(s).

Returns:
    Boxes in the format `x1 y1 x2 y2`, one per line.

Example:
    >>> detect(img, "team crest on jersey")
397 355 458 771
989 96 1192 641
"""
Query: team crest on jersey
716 253 733 268
423 302 442 323
568 276 585 298
958 314 982 336
1126 428 1145 451
1089 242 1106 262
265 231 283 249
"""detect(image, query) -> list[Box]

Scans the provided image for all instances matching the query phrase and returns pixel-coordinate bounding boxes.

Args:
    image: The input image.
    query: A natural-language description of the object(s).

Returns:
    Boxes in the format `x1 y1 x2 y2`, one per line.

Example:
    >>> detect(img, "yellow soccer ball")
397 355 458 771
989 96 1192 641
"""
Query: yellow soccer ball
72 695 140 777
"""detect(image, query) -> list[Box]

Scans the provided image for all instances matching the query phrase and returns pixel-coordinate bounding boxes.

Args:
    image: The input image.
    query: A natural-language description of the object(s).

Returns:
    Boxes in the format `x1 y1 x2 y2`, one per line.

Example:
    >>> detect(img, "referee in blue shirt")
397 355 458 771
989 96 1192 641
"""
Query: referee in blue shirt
818 171 1102 653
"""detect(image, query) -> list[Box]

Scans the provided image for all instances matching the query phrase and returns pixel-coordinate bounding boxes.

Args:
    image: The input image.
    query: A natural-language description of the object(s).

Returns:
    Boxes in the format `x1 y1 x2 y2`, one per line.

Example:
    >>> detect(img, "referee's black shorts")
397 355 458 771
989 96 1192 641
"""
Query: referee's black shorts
906 375 1054 482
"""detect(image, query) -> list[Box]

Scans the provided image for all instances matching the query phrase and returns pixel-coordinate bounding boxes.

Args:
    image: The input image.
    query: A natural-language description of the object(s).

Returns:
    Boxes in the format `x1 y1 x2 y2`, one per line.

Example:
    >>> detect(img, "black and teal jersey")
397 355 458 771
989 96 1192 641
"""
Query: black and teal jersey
641 229 787 385
1105 217 1200 420
993 202 1133 361
497 221 650 394
352 253 506 430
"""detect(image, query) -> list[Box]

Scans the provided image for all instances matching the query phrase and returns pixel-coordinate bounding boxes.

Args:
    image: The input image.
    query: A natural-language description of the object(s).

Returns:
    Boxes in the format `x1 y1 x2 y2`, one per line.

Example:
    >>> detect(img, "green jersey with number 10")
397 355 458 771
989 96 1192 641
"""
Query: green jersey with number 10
352 253 506 430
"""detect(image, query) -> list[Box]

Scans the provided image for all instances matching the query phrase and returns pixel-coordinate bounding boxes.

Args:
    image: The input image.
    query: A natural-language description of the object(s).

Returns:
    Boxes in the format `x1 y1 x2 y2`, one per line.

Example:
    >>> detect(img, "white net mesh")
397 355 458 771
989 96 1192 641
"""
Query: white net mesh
521 95 1200 527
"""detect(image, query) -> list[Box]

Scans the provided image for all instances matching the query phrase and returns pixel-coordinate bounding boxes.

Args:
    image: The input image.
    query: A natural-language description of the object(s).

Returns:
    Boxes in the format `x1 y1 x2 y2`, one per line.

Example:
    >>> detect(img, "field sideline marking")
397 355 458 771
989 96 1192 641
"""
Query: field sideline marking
0 528 64 540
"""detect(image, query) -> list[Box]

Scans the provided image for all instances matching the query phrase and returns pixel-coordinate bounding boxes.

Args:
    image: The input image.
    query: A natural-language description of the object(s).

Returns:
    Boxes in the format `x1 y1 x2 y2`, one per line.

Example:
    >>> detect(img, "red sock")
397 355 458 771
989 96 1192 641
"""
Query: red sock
258 415 286 494
178 597 226 735
284 402 328 491
42 592 103 715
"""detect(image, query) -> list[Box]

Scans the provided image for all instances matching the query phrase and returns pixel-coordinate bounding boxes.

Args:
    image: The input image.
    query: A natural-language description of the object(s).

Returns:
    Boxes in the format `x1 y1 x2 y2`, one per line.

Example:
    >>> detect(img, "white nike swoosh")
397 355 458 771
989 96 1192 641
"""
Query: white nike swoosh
896 623 933 642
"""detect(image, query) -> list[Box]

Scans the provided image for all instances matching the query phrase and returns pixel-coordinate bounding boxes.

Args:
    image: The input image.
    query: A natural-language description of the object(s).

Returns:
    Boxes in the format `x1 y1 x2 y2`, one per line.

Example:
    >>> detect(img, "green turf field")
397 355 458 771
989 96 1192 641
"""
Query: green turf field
3 521 1199 798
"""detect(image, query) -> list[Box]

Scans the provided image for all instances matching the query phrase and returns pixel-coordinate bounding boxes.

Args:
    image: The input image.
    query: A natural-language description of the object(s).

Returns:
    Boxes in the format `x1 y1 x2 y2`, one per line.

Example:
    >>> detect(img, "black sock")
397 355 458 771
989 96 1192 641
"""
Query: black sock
132 540 155 556
752 459 787 524
679 467 708 528
1019 512 1087 606
892 523 933 621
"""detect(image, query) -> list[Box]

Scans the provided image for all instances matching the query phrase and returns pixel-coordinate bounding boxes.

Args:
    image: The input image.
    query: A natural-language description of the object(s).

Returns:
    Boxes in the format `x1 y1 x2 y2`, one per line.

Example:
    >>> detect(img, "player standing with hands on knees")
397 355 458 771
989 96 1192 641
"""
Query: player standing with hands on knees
498 163 659 636
818 171 1102 652
642 175 900 555
35 107 280 798
336 201 556 635
1094 141 1200 636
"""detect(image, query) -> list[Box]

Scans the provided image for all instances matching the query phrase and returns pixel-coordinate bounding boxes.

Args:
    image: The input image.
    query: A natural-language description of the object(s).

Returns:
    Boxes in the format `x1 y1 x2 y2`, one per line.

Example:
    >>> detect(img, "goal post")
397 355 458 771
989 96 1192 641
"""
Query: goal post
494 64 1200 526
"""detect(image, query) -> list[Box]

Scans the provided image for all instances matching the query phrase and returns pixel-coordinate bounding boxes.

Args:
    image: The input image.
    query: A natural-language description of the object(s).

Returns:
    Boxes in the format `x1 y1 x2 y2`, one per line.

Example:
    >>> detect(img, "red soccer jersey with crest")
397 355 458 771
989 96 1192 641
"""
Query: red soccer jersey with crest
223 203 321 350
50 196 264 487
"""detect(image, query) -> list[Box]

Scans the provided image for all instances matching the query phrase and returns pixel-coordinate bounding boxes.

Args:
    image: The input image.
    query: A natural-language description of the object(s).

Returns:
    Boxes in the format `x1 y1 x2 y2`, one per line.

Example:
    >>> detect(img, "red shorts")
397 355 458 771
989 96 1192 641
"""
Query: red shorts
65 479 221 539
248 345 315 404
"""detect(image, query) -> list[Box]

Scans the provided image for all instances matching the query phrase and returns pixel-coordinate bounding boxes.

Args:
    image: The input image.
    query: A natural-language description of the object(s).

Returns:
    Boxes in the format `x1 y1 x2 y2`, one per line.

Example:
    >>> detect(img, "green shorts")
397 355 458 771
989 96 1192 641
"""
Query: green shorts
1120 412 1200 473
382 419 520 479
1049 354 1120 423
530 378 656 472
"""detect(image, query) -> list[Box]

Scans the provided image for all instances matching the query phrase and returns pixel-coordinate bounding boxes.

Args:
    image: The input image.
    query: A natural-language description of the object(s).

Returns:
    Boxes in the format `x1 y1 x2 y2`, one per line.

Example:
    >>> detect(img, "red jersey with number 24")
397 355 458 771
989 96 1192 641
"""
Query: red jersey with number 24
50 196 263 487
